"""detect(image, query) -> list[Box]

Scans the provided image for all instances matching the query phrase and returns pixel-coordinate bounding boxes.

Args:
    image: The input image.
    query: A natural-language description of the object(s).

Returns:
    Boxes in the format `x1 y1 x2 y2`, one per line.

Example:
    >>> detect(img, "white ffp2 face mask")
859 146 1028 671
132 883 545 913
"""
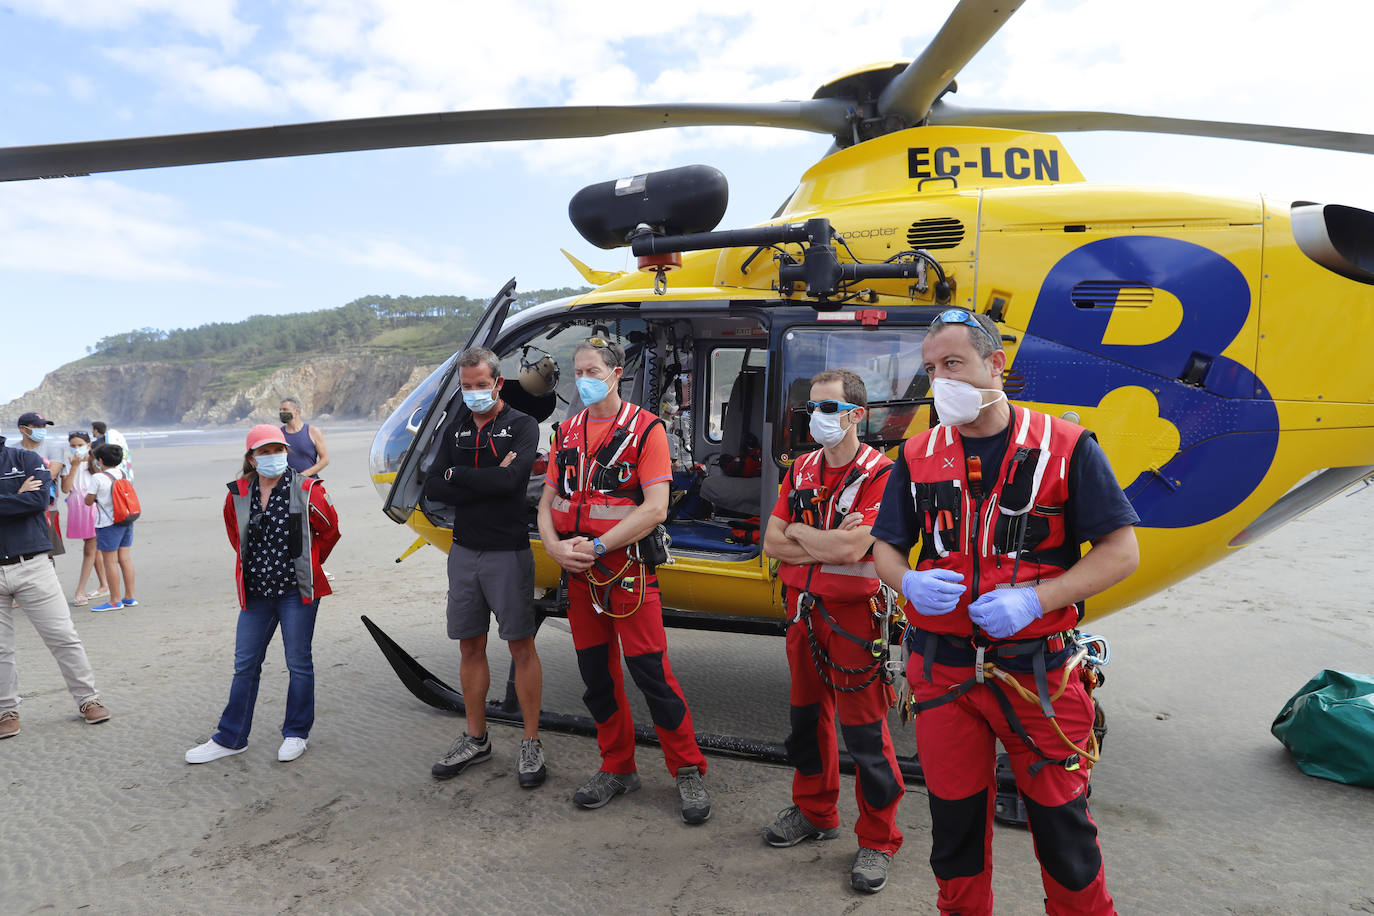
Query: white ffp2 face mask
931 377 1005 427
809 409 851 448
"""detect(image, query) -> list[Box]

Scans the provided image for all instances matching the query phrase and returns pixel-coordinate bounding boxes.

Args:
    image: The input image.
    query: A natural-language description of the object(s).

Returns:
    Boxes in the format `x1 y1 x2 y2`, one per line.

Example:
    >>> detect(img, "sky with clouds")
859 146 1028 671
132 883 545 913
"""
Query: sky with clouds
2 0 1372 404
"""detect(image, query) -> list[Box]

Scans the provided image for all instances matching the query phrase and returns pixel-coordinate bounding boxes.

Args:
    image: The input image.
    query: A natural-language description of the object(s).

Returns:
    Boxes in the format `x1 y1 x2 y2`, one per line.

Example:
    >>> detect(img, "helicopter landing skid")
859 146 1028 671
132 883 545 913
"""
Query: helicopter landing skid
360 614 1035 827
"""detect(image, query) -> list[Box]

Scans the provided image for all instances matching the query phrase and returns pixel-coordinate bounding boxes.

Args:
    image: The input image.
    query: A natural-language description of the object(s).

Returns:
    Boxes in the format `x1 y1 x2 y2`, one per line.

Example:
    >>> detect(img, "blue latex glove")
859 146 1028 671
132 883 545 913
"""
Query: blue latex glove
967 587 1043 639
901 568 966 616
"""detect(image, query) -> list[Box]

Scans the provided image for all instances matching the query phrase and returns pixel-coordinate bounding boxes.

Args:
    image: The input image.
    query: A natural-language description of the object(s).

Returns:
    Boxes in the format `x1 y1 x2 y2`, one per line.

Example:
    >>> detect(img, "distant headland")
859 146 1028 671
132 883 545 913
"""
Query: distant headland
0 287 585 429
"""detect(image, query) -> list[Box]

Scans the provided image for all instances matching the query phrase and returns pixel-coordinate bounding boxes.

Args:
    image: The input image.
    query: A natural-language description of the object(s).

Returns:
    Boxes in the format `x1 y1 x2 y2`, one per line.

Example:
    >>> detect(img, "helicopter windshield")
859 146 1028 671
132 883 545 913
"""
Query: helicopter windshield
368 355 456 500
779 326 930 458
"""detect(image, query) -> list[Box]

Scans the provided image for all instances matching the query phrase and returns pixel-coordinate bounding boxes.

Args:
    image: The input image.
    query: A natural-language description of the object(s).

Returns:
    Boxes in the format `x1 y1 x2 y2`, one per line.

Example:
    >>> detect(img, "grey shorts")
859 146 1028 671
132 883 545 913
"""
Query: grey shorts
446 542 537 642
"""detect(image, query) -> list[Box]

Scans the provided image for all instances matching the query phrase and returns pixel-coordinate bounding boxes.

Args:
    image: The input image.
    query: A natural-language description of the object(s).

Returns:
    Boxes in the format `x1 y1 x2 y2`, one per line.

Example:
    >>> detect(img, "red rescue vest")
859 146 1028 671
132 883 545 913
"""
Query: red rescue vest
779 443 892 600
549 401 664 539
902 404 1087 638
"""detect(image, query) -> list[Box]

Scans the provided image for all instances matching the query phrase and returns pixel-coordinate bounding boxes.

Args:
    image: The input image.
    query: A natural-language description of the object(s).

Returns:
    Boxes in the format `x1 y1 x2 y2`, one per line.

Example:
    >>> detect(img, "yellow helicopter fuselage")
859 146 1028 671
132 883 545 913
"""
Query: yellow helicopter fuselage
377 126 1374 628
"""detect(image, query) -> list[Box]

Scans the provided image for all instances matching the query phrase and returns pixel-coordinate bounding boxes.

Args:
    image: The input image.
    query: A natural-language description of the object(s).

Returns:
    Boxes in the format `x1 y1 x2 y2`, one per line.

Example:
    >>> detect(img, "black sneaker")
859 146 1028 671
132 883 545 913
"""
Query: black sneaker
517 737 547 788
431 732 491 779
572 770 640 809
850 847 893 894
675 766 711 825
763 804 840 847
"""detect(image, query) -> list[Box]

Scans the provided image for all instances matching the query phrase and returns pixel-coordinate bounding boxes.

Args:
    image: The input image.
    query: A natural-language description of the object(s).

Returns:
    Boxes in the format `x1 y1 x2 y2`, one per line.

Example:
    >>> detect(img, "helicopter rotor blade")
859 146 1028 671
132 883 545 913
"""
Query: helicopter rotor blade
927 101 1374 154
0 100 853 182
876 0 1023 126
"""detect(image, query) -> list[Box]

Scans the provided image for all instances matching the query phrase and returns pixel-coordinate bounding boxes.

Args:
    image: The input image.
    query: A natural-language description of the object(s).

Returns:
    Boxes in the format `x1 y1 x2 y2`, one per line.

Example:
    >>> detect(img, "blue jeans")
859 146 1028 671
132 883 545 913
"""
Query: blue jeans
213 590 319 748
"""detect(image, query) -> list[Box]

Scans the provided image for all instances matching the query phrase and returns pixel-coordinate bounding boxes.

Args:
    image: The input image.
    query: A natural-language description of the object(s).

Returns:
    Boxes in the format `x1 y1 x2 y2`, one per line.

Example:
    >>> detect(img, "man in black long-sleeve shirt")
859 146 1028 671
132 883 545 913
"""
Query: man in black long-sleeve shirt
1 432 110 738
421 347 546 787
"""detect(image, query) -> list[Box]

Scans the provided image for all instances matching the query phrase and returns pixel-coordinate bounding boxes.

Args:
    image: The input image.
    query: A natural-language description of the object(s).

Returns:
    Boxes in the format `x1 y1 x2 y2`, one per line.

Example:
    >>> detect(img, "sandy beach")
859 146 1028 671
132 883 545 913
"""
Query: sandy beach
4 428 1373 914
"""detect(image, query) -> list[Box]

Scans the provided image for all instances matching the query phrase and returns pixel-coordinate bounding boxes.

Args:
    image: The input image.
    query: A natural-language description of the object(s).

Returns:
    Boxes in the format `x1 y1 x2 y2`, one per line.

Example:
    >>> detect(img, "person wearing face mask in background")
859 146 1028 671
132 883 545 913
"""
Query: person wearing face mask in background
537 337 712 824
13 412 68 561
761 369 904 894
61 431 107 605
421 347 547 788
278 397 330 478
184 424 339 765
871 309 1139 916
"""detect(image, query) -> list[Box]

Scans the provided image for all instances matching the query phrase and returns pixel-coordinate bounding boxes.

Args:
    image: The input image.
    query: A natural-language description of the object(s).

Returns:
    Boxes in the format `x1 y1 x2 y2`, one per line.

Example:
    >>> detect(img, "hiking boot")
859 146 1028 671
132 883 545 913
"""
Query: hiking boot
431 732 491 779
0 710 18 739
763 804 840 847
517 737 547 788
675 765 711 825
850 847 893 894
80 699 111 724
572 770 640 809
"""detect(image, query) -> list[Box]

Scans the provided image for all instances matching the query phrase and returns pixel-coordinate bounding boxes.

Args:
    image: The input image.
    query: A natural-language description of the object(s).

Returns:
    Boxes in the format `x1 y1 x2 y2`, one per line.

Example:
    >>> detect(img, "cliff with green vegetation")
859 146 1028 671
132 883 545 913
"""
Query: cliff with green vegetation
1 288 586 428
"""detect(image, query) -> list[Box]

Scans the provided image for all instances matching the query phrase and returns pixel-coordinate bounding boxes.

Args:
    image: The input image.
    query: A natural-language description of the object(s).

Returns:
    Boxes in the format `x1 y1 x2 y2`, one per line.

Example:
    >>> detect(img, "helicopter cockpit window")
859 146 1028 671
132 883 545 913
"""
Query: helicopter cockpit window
707 347 768 443
497 317 650 509
779 327 930 460
369 355 456 502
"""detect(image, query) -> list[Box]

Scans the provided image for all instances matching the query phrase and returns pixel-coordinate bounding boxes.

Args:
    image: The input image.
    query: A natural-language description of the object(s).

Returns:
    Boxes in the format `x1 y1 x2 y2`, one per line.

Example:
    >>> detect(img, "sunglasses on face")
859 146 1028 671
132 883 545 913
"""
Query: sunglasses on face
938 308 1002 350
805 399 859 415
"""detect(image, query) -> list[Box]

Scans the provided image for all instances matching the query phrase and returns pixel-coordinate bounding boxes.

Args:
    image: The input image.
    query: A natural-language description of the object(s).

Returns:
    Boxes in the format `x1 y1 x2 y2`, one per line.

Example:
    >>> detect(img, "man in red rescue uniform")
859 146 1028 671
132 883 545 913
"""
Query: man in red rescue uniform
762 368 905 894
536 337 711 824
872 309 1139 916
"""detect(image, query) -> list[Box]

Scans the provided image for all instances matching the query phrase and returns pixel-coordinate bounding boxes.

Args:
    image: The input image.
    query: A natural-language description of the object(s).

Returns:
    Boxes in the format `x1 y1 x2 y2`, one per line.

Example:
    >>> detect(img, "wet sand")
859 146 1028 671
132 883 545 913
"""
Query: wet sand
3 429 1372 914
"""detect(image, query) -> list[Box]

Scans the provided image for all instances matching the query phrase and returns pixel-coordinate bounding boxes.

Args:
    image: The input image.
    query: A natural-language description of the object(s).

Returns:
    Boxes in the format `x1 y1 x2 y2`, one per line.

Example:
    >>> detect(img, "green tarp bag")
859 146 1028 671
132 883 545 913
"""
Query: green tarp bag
1271 669 1374 788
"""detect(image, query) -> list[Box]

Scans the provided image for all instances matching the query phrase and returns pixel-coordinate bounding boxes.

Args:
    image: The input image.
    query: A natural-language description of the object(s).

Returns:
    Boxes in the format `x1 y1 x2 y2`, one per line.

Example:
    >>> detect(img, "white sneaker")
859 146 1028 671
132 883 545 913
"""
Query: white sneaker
185 739 246 764
278 737 308 762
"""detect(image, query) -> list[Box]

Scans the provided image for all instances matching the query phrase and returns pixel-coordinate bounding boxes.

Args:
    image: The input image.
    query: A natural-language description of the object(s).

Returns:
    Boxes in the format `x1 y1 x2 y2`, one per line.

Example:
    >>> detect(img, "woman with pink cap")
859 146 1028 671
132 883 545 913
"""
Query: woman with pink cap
184 424 340 765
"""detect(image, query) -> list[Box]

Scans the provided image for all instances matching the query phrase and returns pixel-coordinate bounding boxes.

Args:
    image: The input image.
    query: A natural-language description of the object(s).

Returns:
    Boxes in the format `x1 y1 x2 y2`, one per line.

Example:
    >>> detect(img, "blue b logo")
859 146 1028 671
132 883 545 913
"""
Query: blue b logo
1016 236 1279 528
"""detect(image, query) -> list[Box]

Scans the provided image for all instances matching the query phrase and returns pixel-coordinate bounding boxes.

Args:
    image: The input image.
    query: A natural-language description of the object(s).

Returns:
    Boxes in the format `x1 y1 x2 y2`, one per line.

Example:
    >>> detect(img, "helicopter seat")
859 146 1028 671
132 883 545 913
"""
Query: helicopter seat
701 367 765 517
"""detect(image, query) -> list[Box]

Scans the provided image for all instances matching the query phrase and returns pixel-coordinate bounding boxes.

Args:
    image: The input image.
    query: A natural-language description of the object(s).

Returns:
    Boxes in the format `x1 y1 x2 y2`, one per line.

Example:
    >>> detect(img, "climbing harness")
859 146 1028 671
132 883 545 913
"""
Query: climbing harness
788 584 905 695
903 627 1113 774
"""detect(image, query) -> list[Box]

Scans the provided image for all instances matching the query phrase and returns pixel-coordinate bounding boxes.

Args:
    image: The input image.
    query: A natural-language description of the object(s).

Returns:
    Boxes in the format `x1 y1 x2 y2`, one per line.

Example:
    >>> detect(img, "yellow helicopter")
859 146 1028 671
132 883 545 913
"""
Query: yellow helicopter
4 3 1373 634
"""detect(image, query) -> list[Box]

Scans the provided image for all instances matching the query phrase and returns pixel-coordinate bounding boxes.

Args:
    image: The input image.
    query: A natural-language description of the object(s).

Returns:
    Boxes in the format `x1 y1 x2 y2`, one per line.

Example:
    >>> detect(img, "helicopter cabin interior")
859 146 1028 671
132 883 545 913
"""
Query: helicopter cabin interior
400 301 934 562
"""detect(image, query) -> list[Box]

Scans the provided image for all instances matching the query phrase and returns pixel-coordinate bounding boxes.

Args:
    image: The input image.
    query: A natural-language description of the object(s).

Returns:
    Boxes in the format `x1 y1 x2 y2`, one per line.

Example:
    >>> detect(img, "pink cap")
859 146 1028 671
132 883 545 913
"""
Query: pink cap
246 424 288 451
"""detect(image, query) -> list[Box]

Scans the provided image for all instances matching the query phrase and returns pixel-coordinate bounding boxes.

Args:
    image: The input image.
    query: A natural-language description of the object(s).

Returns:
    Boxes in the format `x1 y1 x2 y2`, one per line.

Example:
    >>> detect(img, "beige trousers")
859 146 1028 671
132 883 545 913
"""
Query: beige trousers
0 553 100 711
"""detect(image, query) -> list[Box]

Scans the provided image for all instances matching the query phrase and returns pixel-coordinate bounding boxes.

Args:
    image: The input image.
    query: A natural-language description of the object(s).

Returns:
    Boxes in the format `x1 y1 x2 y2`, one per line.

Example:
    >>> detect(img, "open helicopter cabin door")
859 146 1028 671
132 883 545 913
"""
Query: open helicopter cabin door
377 279 517 525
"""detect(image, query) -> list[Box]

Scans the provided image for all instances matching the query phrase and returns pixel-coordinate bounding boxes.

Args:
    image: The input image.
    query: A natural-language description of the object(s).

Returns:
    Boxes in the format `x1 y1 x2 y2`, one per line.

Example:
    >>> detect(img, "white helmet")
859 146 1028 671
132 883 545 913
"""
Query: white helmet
519 350 560 396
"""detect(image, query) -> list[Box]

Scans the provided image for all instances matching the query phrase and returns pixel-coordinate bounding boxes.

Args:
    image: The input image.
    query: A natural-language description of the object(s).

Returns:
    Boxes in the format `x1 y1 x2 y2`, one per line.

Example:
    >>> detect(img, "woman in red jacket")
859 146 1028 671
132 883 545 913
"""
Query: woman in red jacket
185 425 340 765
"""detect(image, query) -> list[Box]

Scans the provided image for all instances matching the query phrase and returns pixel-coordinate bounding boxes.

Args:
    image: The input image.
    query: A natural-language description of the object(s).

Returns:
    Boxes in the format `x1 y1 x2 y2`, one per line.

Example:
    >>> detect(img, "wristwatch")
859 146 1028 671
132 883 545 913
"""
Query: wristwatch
592 537 606 556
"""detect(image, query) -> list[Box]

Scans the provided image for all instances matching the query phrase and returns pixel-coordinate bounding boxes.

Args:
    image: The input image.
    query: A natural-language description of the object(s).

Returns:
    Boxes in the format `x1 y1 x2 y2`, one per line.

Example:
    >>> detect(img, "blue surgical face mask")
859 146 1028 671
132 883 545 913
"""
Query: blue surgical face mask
73 445 89 458
577 376 610 407
463 388 497 414
25 427 47 442
255 453 289 478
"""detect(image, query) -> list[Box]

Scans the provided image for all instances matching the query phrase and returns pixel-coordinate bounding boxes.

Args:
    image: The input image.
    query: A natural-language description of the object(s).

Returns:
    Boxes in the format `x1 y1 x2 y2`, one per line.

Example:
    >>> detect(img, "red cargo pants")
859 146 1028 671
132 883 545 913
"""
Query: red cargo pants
566 571 706 776
785 593 904 854
912 658 1114 916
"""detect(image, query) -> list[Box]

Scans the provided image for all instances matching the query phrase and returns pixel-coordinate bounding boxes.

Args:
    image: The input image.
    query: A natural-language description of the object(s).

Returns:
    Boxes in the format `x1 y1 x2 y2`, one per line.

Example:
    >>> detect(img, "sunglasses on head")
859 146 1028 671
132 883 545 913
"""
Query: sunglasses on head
805 399 859 415
938 308 1001 350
